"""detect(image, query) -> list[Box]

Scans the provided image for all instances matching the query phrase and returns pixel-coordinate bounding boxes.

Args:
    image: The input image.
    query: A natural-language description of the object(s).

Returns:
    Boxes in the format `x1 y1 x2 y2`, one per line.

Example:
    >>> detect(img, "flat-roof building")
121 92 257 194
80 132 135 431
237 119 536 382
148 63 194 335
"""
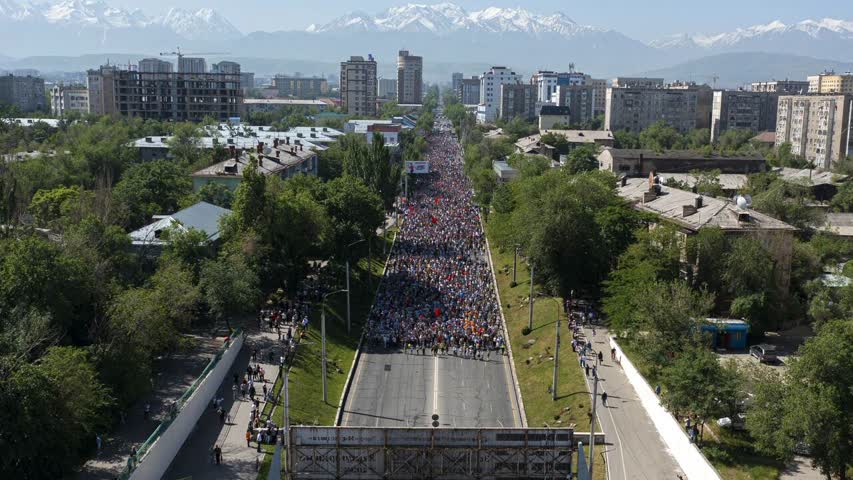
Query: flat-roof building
598 148 766 176
397 50 423 105
273 75 329 99
192 139 318 191
0 74 46 113
340 55 378 117
711 90 780 143
775 94 853 169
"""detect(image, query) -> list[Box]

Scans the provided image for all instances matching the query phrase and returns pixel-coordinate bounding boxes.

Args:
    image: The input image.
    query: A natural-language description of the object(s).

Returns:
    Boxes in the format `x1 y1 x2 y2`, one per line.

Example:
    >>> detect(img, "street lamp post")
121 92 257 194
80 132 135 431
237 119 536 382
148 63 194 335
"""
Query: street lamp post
528 263 535 331
512 244 519 284
552 297 562 401
322 289 348 403
345 239 367 335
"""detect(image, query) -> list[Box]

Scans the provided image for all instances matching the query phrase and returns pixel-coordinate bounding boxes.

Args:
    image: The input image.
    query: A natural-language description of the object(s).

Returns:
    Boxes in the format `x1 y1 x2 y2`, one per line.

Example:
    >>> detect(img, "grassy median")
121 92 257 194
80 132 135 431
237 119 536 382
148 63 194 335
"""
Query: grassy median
486 231 606 480
257 232 395 479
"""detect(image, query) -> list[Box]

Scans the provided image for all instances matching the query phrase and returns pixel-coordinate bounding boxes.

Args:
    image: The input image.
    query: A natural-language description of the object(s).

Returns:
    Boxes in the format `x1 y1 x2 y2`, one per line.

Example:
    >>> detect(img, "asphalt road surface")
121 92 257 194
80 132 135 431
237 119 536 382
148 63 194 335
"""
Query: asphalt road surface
341 348 520 428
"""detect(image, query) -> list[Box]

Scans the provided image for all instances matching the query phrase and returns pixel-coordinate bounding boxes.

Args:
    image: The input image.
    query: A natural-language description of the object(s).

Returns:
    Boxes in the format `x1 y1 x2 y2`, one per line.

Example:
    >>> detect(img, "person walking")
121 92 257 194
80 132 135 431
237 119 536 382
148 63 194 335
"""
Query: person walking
598 351 603 363
601 391 608 406
143 403 150 420
214 445 222 465
96 434 102 454
246 430 252 448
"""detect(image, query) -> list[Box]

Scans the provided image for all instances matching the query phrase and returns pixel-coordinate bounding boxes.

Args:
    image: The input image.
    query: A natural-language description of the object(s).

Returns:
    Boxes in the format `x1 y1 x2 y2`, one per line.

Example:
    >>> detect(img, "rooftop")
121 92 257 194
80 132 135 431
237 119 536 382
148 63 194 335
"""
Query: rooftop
243 99 330 107
539 105 571 116
2 118 60 128
751 131 777 144
821 213 853 237
618 177 796 233
774 167 848 187
656 172 748 191
129 201 232 246
192 144 316 180
602 148 764 163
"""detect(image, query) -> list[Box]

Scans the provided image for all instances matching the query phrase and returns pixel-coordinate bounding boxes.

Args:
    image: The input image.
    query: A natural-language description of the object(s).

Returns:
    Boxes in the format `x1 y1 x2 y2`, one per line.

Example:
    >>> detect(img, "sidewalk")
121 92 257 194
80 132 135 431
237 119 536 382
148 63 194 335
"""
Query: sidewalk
77 335 224 480
165 326 286 480
580 327 684 480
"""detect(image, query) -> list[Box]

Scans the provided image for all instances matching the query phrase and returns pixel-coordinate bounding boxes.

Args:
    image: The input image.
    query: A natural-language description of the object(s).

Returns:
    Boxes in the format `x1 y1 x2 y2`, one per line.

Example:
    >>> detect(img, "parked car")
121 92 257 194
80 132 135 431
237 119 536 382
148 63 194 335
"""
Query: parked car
750 344 778 364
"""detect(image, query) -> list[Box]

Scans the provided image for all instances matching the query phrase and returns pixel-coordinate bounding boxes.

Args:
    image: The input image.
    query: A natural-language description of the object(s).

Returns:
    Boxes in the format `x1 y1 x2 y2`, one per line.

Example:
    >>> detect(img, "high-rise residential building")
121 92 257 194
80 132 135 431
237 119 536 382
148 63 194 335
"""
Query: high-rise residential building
138 58 173 73
397 50 423 104
212 61 241 75
611 77 665 89
178 57 207 74
451 72 463 94
477 66 522 123
340 55 377 117
807 72 853 94
775 94 853 169
86 61 242 121
590 78 607 116
499 84 537 121
710 91 779 143
240 72 255 92
50 84 89 116
378 78 397 99
531 70 591 104
551 84 597 126
751 80 809 94
605 83 711 133
457 76 480 105
0 74 46 112
273 75 329 98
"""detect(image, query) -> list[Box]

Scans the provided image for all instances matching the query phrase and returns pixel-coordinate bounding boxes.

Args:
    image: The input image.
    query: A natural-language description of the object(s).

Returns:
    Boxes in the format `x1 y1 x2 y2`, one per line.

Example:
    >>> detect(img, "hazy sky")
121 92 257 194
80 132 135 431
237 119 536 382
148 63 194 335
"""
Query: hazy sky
110 0 853 41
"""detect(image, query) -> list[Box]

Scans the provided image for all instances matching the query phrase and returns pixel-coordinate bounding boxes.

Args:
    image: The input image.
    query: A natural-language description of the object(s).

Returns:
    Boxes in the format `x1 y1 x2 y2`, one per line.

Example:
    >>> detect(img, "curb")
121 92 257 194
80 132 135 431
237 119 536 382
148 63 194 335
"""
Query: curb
482 221 528 427
334 227 399 426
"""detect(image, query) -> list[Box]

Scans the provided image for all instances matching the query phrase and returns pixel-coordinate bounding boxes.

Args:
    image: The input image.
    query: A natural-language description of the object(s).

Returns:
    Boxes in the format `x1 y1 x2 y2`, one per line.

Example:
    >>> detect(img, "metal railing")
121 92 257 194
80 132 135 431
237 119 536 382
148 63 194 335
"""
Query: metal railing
117 328 244 480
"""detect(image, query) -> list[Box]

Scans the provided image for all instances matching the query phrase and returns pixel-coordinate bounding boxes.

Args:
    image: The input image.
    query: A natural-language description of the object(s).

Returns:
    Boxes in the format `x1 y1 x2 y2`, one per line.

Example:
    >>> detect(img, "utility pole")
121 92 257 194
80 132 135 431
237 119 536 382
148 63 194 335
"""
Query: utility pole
846 98 852 159
528 263 535 331
589 358 599 479
552 299 561 401
321 289 348 403
283 368 290 477
512 245 518 284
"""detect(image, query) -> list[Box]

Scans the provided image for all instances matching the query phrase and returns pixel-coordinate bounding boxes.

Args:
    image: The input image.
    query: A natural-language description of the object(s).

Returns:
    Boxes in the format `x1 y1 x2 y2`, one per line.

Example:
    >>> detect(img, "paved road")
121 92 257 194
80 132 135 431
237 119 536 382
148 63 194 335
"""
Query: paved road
582 327 683 480
165 328 284 480
341 348 519 428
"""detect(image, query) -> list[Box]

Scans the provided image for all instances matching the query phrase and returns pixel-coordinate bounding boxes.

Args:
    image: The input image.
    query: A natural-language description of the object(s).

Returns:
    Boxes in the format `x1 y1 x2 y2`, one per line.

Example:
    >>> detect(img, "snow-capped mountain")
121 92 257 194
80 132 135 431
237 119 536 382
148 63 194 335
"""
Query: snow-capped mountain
0 0 241 54
157 8 242 41
307 3 604 37
652 18 853 59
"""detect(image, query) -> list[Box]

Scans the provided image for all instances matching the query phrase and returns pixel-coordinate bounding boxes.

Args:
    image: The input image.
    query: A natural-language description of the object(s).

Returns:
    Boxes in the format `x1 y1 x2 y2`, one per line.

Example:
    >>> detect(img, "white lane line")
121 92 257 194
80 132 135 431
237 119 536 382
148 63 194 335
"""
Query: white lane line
432 354 439 415
605 402 628 480
342 352 367 426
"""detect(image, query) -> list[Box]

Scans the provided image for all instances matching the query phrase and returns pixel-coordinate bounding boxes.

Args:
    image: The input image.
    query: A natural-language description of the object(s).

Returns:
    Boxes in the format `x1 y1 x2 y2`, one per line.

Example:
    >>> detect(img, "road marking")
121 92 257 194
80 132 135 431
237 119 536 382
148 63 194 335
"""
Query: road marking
605 403 628 480
341 351 367 426
501 353 522 427
432 354 439 415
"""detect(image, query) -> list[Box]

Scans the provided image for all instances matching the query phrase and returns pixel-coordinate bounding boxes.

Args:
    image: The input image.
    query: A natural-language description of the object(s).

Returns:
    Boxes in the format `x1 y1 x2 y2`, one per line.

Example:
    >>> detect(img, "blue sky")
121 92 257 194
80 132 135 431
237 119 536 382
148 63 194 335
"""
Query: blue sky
112 0 853 41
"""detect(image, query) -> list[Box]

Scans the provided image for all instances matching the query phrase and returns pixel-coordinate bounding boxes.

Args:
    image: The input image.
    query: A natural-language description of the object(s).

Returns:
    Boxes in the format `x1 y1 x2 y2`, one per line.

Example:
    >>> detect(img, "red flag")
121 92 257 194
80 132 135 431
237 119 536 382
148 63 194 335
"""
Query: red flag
434 308 441 318
431 216 437 224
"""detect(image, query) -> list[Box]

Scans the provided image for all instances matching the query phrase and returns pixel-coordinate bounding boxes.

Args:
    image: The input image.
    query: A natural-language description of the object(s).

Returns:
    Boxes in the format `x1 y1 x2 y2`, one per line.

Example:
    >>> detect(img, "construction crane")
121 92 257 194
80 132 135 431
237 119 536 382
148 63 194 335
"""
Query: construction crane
159 47 230 62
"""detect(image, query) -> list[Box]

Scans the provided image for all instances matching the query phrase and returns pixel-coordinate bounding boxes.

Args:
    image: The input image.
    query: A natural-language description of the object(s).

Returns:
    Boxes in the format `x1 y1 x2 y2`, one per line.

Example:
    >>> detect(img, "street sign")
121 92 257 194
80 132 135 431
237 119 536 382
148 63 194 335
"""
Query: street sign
405 161 431 174
290 426 573 479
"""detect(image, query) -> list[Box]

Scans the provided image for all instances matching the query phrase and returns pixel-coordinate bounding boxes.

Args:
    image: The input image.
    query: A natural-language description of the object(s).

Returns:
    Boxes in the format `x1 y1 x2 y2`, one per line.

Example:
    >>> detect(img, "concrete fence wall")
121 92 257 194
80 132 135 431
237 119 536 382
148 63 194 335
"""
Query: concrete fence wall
609 337 721 480
130 334 245 480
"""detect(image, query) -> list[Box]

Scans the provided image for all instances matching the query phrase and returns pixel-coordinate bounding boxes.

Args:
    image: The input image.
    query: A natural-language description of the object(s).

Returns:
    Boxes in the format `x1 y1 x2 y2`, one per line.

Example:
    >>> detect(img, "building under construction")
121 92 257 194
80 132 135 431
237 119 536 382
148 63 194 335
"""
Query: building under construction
87 58 243 122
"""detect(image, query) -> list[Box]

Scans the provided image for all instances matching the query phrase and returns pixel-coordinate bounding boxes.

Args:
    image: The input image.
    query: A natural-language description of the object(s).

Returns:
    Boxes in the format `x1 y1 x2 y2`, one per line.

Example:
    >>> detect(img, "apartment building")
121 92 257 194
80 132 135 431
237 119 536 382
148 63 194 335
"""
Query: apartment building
457 77 480 105
807 72 853 94
477 66 521 124
590 78 607 116
273 75 329 98
711 91 779 143
499 84 536 121
551 84 597 126
50 84 89 116
86 61 243 122
212 61 241 75
397 50 423 105
451 72 463 94
340 55 377 117
138 58 173 73
611 77 664 89
378 78 397 99
751 80 808 94
775 94 853 169
178 57 207 74
605 83 711 133
0 74 46 112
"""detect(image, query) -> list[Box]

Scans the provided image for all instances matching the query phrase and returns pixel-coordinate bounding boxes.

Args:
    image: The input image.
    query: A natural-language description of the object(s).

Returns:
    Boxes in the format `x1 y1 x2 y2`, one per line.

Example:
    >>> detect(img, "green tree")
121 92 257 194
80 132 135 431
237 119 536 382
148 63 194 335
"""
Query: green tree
167 122 202 166
613 130 640 149
112 160 192 228
197 182 234 209
752 179 822 231
685 129 711 150
748 320 853 479
343 133 400 210
29 185 92 229
639 121 685 151
661 346 741 437
563 144 599 173
830 182 853 212
323 176 385 254
199 252 260 328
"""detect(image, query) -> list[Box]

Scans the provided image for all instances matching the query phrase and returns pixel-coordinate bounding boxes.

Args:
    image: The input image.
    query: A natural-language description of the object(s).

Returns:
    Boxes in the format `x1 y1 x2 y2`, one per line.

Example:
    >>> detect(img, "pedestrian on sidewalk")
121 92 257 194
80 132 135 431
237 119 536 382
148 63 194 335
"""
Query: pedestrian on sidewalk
256 432 263 452
232 383 237 400
585 364 590 377
610 347 616 361
601 391 608 406
246 430 252 447
143 403 150 420
96 434 102 454
214 445 222 465
598 351 603 363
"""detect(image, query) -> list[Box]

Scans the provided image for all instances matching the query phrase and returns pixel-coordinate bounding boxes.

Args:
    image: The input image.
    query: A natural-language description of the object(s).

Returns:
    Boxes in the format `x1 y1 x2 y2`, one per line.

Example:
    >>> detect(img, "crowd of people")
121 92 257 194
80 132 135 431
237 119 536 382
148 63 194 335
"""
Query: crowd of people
365 116 506 359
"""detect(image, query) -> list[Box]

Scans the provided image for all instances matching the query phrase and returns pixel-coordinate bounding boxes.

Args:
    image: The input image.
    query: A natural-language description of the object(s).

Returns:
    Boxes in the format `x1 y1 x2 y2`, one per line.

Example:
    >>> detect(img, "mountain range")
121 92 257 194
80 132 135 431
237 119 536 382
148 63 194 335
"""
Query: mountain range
0 1 852 85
